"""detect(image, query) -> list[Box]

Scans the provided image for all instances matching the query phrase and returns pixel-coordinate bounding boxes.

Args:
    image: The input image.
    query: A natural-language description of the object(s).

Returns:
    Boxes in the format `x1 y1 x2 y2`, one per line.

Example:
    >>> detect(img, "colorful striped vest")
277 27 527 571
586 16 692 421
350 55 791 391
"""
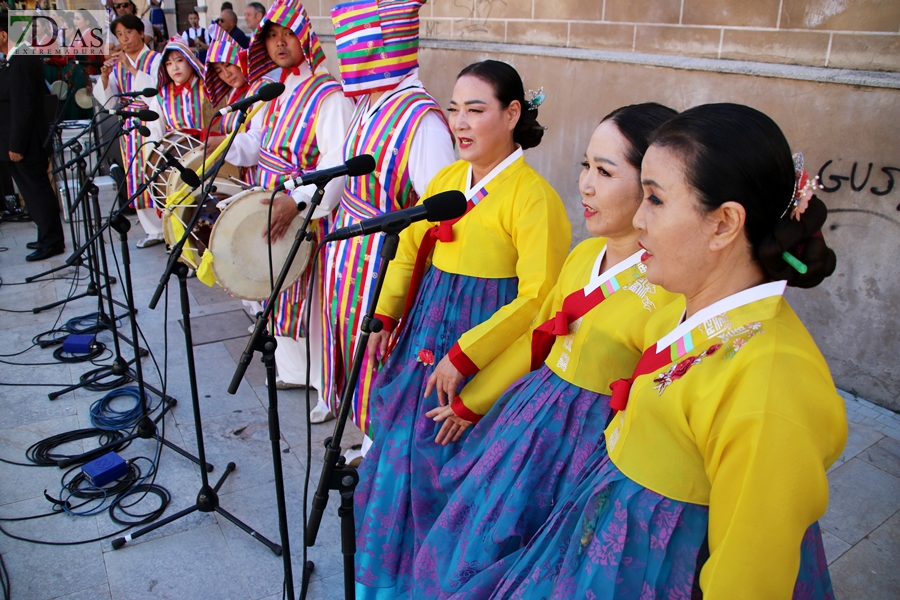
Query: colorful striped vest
257 72 343 191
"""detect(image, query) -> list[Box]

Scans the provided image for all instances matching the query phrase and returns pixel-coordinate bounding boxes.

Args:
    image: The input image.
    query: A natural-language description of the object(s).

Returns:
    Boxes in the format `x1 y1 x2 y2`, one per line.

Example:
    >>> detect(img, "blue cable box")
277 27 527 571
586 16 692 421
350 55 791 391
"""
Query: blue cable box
81 452 127 487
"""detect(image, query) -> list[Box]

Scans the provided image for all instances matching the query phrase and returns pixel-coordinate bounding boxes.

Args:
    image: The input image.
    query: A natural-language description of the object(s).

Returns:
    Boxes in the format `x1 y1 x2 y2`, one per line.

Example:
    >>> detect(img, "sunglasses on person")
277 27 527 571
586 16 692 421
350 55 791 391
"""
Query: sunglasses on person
113 2 131 8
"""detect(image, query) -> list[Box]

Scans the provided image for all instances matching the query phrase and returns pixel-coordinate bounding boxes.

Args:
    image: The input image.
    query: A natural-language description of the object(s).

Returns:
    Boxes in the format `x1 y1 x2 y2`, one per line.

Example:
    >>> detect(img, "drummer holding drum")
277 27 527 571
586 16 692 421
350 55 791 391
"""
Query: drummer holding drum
224 0 354 392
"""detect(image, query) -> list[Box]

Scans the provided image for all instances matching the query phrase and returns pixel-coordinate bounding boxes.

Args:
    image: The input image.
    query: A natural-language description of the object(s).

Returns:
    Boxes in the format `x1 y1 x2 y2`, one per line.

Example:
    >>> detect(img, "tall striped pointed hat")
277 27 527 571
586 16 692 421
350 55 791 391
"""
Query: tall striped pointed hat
204 24 249 105
247 0 326 82
158 37 205 88
331 0 424 97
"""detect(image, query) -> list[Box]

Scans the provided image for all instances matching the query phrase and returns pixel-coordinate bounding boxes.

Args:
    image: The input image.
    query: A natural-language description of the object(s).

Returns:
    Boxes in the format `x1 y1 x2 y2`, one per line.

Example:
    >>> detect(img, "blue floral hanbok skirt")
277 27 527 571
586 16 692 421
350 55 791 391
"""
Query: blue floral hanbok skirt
354 265 518 599
413 365 614 598
488 456 834 599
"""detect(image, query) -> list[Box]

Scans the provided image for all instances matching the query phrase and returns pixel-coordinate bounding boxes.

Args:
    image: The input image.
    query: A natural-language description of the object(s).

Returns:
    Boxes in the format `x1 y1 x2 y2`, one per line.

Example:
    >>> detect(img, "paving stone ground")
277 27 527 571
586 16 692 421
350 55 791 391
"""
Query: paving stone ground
0 185 898 599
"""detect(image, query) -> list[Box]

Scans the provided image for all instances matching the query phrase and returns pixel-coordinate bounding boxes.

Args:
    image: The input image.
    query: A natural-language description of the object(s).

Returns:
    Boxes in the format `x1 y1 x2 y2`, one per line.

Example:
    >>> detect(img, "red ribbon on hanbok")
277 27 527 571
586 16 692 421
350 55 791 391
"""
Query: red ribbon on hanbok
609 344 673 412
530 283 615 371
385 201 474 357
279 66 301 83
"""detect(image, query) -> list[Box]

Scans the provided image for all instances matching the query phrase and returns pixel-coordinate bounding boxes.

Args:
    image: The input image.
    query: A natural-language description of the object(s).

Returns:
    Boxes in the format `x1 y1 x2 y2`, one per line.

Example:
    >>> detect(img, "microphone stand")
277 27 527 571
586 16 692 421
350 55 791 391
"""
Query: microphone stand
27 124 135 285
299 219 408 600
120 106 281 556
228 178 332 600
54 146 204 472
148 110 241 310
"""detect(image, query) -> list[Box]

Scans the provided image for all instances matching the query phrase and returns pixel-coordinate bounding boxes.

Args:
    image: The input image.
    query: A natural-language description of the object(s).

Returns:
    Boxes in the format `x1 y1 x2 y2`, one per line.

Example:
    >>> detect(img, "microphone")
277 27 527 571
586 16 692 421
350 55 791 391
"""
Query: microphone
106 108 160 121
218 82 285 116
323 190 467 242
114 87 158 98
131 124 152 137
275 154 376 192
163 151 201 188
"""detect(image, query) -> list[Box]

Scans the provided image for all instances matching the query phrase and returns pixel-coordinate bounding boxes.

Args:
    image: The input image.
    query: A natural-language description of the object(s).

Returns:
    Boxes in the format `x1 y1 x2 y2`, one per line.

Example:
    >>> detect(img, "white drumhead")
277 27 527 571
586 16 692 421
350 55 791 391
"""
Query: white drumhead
75 87 93 109
50 80 68 99
147 131 202 207
208 190 312 301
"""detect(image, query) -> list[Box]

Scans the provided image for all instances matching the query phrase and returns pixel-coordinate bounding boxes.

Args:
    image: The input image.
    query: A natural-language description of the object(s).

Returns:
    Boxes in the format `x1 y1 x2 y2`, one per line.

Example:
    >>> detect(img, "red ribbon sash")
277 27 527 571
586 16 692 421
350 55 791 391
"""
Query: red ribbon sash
386 201 474 355
609 344 674 412
529 284 615 371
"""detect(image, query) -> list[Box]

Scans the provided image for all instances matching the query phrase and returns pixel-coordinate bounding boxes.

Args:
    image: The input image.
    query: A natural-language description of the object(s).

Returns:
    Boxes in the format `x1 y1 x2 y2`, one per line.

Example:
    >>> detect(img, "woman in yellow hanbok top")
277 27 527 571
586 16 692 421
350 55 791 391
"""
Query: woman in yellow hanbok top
413 102 681 599
492 103 845 599
354 60 571 599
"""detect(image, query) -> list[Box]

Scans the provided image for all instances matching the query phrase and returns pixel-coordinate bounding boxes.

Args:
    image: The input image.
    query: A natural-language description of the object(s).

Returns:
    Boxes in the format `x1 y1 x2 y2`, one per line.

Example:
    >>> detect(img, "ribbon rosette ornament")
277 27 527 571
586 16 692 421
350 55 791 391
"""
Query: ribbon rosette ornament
786 152 823 221
653 343 722 395
417 349 435 366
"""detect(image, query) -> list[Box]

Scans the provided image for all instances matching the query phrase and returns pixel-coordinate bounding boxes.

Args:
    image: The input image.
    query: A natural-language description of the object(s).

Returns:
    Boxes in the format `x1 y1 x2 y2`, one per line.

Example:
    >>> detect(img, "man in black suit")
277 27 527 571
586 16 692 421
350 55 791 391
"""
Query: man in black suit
0 11 65 261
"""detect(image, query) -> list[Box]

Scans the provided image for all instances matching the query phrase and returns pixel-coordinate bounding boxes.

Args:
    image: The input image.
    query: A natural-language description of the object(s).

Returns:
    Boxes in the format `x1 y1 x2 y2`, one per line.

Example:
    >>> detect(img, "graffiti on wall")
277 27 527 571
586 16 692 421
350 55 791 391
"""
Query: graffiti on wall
816 160 900 228
817 160 900 207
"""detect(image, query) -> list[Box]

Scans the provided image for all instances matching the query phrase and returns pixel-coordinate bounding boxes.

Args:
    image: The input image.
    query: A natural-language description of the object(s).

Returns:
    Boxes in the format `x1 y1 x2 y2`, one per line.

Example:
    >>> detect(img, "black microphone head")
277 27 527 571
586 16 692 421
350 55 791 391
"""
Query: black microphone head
143 87 159 97
136 125 151 137
423 190 467 222
138 109 159 122
181 169 201 188
346 154 376 177
259 82 286 101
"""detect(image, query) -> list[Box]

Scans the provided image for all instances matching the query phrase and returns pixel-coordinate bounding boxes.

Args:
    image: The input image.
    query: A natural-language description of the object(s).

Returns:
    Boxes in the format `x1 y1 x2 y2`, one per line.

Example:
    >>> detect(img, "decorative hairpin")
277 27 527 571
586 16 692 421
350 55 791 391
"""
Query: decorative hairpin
783 152 822 221
526 87 545 111
779 152 823 275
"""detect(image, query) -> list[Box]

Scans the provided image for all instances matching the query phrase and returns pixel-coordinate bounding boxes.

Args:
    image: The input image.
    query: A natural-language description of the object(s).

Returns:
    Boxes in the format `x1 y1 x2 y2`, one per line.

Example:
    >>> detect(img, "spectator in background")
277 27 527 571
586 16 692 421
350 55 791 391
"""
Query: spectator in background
145 0 169 39
244 2 265 34
180 9 208 61
111 1 153 47
217 8 248 48
221 2 233 9
0 10 66 261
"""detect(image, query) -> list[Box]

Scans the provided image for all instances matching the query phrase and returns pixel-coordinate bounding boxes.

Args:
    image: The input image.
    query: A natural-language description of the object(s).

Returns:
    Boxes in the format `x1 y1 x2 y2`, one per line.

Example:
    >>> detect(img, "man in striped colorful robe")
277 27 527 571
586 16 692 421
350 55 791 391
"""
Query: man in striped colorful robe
320 0 455 458
227 0 354 391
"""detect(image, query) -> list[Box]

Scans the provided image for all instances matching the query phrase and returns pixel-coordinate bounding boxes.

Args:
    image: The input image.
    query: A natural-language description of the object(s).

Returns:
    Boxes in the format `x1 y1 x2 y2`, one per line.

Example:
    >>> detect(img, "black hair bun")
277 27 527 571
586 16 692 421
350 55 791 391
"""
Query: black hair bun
514 108 544 150
757 196 837 288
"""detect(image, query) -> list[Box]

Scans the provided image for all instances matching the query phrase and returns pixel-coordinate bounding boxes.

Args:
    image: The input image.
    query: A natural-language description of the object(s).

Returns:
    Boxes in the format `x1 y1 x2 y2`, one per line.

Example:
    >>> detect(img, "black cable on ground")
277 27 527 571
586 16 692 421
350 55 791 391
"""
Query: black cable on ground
0 483 169 546
0 550 8 600
23 428 128 468
78 365 132 391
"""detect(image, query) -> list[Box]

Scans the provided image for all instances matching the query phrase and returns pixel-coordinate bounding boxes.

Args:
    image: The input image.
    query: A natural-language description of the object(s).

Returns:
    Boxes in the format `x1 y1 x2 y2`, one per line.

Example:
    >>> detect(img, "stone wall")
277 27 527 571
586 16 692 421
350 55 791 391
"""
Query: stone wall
317 32 900 411
309 0 900 72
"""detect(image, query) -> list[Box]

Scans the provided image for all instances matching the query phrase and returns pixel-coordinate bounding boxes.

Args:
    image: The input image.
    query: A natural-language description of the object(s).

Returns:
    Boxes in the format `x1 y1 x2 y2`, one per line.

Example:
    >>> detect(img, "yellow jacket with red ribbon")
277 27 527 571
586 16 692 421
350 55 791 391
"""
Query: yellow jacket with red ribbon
605 288 847 599
456 237 681 417
374 156 570 421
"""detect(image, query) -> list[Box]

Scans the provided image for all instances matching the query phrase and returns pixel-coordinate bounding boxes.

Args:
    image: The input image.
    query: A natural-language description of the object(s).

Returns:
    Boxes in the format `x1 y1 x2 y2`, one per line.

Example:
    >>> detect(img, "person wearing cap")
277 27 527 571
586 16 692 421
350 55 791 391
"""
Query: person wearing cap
226 0 354 392
94 12 166 247
319 0 455 442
